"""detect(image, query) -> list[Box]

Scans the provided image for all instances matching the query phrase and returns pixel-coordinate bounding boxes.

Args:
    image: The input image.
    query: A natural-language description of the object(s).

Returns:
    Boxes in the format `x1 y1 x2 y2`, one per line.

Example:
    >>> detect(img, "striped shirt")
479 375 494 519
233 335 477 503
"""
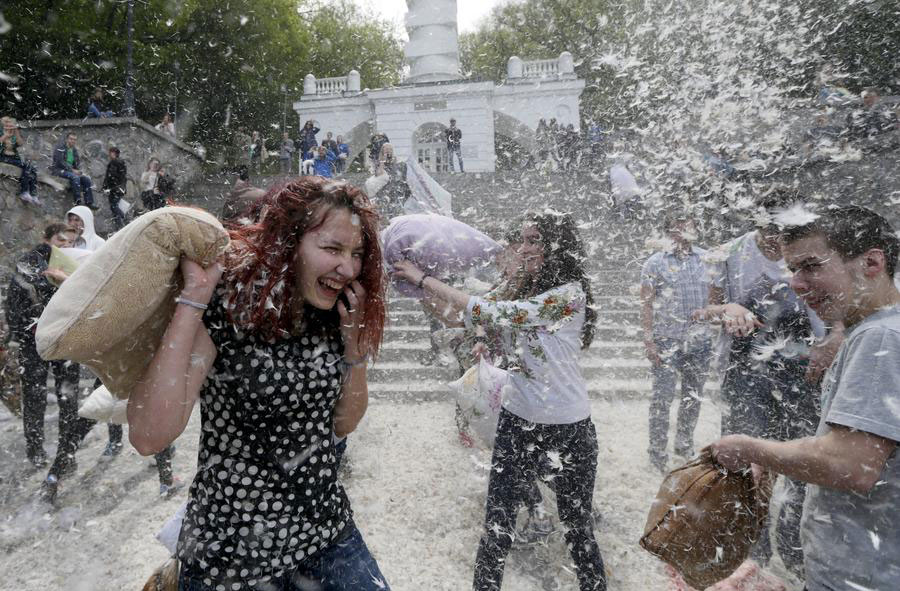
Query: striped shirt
641 246 710 341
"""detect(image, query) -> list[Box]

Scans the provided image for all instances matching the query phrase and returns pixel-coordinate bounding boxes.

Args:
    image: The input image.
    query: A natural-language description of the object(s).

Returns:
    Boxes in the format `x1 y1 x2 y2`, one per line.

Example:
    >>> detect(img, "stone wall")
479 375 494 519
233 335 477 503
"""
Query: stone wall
19 117 204 195
0 117 204 275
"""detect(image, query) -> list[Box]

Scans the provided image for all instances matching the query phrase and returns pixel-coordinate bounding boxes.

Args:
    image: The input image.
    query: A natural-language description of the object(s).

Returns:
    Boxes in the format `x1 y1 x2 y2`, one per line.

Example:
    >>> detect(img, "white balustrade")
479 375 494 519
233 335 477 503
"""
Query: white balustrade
315 76 347 95
522 58 560 78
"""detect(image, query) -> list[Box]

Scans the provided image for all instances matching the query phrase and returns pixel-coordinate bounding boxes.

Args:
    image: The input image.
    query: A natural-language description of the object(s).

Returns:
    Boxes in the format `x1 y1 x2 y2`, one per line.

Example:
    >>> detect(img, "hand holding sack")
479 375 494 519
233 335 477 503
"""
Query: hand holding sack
639 451 771 589
35 207 230 399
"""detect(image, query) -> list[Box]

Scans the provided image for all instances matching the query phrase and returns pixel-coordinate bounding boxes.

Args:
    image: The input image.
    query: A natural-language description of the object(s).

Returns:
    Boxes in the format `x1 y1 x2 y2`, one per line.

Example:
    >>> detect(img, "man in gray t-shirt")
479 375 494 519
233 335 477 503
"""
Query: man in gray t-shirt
710 206 900 591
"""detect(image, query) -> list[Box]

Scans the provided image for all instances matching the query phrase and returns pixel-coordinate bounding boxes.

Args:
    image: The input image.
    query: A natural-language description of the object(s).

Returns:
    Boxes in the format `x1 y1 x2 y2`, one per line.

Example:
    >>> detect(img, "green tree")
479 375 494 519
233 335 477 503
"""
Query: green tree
0 0 403 148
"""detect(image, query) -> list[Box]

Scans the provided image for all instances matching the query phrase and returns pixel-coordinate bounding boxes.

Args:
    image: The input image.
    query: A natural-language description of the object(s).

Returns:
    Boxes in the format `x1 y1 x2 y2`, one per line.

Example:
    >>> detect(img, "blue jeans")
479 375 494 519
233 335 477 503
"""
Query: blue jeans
648 338 711 461
56 170 95 205
178 521 390 591
0 154 38 195
448 145 463 171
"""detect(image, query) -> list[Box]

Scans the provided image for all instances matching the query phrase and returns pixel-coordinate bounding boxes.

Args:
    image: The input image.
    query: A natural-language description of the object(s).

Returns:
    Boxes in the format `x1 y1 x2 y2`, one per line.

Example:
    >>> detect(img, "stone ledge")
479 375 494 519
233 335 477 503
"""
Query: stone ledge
22 117 204 160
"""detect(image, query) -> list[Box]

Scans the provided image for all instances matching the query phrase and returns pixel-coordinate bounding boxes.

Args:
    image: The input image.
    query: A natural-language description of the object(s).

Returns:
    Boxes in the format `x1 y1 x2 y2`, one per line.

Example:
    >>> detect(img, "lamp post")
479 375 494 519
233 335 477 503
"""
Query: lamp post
123 0 136 116
281 84 288 133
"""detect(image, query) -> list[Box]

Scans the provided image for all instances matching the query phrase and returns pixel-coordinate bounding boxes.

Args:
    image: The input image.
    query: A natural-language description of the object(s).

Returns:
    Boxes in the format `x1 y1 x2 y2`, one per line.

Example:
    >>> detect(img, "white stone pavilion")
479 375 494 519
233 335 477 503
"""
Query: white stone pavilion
292 0 585 173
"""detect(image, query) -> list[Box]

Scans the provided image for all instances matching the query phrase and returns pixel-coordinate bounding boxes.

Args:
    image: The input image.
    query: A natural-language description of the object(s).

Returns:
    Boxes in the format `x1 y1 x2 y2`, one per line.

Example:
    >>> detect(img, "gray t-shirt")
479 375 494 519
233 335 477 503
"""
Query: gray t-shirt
800 305 900 591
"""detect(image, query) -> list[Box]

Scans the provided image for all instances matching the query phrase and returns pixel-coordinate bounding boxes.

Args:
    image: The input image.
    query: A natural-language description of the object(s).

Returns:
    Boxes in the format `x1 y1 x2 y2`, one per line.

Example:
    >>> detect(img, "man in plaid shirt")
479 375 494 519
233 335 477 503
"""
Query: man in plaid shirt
641 213 712 472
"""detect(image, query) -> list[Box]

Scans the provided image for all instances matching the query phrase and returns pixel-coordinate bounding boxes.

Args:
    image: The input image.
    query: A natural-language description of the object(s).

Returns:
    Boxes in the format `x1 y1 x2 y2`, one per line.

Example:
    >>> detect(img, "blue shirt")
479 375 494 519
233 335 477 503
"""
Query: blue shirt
641 246 710 341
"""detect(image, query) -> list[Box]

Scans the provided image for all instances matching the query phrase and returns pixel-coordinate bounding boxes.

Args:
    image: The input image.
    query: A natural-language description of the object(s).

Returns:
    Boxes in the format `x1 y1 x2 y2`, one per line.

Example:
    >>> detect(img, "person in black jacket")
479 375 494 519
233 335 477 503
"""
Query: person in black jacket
5 224 80 468
101 146 128 230
446 118 463 172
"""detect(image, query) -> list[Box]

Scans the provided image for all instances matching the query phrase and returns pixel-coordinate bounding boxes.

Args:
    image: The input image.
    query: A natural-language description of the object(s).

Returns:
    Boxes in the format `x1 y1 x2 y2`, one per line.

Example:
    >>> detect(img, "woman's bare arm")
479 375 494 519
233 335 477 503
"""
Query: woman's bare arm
127 259 221 455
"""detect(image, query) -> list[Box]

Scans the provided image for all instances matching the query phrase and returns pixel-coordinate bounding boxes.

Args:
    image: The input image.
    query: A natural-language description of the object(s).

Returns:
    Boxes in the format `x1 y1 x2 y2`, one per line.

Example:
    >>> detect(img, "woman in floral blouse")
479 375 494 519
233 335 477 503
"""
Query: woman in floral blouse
393 212 606 591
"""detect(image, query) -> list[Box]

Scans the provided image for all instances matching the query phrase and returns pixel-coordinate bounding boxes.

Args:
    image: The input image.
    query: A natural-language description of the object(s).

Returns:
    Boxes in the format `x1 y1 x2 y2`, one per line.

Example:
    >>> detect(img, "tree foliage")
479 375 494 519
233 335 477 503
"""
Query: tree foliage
460 0 899 130
0 0 404 146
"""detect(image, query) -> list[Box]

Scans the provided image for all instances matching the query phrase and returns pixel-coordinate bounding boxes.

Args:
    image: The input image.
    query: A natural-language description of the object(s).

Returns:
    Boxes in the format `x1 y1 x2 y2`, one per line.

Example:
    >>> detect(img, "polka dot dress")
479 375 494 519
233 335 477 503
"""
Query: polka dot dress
177 291 350 590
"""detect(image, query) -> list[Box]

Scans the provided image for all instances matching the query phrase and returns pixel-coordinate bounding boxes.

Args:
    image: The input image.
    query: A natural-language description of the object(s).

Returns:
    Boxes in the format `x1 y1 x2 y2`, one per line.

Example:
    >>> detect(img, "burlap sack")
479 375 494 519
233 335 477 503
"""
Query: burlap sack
35 207 229 399
141 558 179 591
639 452 770 589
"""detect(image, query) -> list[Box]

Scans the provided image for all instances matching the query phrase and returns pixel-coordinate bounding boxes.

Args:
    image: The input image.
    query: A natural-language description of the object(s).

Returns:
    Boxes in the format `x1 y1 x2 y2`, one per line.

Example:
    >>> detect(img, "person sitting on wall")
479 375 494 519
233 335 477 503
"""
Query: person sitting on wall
155 113 176 137
51 132 98 209
86 88 115 119
0 116 41 205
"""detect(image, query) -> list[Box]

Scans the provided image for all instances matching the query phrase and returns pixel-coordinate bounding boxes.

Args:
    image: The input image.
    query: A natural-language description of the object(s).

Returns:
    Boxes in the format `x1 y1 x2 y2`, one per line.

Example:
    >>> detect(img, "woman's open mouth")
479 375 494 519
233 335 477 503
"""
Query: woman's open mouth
318 277 345 298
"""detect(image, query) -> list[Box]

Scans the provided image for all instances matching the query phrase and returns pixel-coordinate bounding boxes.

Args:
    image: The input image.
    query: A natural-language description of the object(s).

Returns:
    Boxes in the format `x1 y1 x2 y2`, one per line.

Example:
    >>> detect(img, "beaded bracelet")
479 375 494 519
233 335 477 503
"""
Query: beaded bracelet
417 274 430 289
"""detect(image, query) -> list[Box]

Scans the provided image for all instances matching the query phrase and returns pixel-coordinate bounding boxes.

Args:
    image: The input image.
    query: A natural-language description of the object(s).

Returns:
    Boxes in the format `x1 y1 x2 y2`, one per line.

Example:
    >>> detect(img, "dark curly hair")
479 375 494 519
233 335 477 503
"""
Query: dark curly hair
512 211 597 349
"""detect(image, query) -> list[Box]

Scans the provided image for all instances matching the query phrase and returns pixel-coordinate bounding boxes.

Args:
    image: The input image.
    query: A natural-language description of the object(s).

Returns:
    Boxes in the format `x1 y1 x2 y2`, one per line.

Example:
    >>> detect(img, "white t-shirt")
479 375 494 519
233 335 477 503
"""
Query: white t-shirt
465 282 590 424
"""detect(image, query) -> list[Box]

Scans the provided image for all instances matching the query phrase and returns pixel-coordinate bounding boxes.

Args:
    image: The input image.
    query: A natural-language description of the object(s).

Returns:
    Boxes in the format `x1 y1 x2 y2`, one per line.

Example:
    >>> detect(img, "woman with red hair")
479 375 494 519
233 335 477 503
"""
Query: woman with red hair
127 177 389 590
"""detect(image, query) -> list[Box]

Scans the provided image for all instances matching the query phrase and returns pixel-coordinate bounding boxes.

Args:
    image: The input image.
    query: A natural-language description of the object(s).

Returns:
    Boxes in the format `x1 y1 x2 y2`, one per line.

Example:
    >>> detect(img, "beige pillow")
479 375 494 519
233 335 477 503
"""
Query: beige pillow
36 207 229 399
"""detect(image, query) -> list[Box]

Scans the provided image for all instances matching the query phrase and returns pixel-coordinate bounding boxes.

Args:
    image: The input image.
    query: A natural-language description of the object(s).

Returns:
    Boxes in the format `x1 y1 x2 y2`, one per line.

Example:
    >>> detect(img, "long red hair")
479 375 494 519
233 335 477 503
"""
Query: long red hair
221 177 385 354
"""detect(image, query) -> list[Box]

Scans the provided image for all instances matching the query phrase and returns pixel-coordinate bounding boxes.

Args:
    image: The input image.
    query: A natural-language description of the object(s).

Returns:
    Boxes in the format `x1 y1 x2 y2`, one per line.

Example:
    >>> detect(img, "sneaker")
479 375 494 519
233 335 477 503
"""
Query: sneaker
159 478 185 498
40 475 59 505
87 202 101 211
18 192 36 204
27 449 48 470
650 454 668 473
101 440 123 459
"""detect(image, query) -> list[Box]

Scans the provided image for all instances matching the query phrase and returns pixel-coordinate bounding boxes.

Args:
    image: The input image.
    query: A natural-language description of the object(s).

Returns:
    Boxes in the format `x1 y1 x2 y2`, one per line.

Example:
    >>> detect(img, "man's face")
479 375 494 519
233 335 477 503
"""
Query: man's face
108 150 117 160
66 135 77 148
67 214 84 235
783 233 858 324
667 220 696 247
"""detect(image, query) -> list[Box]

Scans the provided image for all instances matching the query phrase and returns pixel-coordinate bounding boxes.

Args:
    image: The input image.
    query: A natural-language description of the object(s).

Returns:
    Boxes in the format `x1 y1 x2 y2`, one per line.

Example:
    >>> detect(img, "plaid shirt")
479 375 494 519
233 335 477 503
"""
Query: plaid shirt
641 246 710 341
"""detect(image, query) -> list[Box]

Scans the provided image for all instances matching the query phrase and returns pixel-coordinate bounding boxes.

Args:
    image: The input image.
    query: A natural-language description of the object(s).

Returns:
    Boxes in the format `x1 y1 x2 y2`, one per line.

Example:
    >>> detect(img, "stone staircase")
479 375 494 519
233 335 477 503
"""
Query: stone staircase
366 168 656 400
368 272 652 402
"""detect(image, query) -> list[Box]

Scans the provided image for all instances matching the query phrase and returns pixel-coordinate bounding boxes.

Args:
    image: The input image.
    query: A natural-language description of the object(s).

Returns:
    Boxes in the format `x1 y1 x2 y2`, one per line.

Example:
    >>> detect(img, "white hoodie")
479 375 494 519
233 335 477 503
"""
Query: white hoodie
67 205 106 252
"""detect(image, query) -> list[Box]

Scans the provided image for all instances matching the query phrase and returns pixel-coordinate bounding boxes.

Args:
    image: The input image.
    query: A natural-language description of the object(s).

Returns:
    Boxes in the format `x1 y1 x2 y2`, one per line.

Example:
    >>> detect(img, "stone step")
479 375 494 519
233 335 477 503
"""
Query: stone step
367 379 720 403
368 357 651 383
375 340 647 363
382 323 643 344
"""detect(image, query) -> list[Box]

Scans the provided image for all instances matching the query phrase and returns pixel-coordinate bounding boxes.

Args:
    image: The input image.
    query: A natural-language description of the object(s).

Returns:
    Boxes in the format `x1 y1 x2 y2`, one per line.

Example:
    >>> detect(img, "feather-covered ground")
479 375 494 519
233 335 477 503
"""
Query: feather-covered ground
0 395 801 590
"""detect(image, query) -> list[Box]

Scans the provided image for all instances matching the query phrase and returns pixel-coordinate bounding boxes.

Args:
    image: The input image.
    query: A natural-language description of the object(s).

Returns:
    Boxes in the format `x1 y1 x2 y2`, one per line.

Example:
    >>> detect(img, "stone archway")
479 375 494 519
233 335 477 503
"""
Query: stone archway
412 122 450 173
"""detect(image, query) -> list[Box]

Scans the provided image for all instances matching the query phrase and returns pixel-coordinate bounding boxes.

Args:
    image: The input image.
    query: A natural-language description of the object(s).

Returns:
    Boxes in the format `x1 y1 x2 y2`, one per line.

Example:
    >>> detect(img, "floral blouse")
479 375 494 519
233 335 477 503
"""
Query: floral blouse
465 282 591 425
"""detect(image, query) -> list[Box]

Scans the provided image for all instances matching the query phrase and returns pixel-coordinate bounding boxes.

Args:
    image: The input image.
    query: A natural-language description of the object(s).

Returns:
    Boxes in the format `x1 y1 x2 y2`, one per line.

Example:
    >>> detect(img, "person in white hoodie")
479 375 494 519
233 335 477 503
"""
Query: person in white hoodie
66 205 106 252
41 206 182 503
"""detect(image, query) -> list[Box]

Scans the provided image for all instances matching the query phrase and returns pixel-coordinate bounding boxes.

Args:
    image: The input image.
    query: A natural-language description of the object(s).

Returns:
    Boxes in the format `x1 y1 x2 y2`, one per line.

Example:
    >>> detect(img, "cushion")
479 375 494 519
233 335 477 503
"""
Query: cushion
35 207 229 399
381 214 502 297
639 452 771 589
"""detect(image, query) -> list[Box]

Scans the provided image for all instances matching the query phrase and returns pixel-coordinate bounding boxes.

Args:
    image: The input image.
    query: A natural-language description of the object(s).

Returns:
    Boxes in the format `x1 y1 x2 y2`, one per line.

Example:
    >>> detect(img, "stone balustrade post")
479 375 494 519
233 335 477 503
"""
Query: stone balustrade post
303 74 317 95
348 70 361 93
507 56 523 79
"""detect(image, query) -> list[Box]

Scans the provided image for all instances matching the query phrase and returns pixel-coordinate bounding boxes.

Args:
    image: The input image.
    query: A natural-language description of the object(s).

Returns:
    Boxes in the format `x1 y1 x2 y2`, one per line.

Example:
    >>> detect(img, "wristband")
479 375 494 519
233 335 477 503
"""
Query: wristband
175 295 209 310
417 274 430 289
340 355 368 371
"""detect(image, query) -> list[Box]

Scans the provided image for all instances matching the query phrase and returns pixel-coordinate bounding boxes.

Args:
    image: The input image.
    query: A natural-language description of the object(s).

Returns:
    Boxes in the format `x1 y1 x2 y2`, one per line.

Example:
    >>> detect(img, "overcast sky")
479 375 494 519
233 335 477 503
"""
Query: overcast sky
360 0 504 37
